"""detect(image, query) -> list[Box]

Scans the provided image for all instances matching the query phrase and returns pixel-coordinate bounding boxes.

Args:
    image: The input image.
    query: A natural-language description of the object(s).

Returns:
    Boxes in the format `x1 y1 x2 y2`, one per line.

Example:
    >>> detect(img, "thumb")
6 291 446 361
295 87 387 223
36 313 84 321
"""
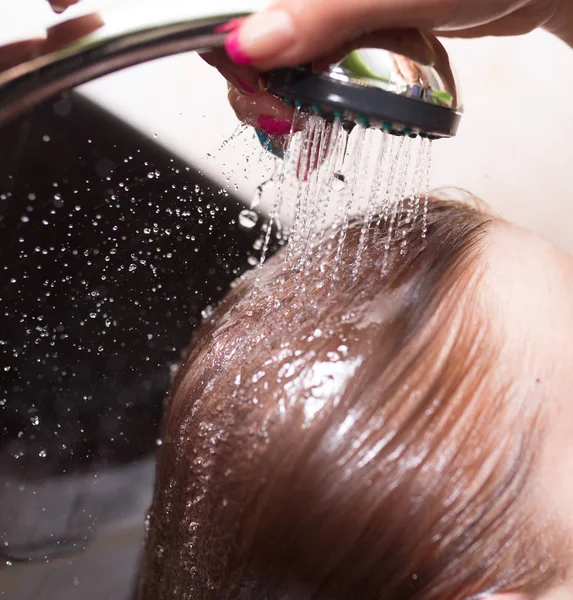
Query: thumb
224 0 451 71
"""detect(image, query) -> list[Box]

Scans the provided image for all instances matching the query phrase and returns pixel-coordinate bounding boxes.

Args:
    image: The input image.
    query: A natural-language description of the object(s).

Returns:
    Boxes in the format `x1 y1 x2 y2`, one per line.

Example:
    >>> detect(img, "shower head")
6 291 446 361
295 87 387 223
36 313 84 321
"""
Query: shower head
0 2 462 139
266 41 463 139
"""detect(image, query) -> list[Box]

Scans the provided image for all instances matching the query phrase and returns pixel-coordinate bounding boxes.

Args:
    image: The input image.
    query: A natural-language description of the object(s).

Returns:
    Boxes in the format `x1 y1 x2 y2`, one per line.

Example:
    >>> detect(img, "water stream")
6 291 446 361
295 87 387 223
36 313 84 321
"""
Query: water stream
248 113 434 274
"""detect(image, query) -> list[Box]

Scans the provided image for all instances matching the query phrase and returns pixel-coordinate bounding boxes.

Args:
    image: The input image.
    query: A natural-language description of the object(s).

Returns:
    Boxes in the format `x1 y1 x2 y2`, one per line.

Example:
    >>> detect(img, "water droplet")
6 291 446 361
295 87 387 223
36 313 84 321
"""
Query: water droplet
331 171 346 191
201 305 214 320
238 209 258 229
250 186 263 210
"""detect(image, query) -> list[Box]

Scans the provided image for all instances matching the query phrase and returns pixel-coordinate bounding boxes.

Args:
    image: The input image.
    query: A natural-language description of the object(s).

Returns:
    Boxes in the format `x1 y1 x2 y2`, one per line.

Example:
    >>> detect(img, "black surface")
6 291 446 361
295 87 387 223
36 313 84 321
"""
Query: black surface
0 91 265 593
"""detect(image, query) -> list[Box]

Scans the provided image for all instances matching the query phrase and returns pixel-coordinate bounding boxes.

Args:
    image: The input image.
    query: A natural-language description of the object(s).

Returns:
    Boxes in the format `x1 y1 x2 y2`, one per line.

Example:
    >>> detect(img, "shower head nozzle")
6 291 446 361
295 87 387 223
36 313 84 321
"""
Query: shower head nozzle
266 39 463 140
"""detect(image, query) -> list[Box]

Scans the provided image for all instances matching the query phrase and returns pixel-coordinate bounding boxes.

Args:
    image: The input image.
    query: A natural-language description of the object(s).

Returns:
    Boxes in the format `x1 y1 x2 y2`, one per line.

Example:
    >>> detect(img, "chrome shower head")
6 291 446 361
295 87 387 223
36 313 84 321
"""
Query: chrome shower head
0 2 462 139
266 40 462 139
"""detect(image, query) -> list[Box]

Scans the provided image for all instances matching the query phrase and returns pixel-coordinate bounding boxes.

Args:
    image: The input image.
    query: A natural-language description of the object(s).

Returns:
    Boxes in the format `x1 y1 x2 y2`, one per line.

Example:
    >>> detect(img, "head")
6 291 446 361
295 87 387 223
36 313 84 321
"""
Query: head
137 195 573 600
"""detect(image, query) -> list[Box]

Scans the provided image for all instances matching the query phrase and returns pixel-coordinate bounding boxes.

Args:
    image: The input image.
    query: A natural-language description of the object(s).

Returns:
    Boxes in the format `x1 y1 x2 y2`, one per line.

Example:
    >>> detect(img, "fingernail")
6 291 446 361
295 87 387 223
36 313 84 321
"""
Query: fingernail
257 115 292 136
255 129 271 149
219 67 258 94
215 18 242 34
225 9 296 65
255 130 284 159
237 78 257 94
50 0 77 12
225 30 254 66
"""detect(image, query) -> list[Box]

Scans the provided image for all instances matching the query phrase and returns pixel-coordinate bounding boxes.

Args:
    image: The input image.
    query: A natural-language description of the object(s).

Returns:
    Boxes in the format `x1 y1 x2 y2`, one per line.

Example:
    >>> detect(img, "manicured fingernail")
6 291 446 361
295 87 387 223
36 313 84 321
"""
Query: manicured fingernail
255 130 270 148
225 30 254 66
237 78 257 94
255 130 285 159
218 67 258 94
215 18 243 34
51 0 77 12
257 115 292 136
225 9 296 65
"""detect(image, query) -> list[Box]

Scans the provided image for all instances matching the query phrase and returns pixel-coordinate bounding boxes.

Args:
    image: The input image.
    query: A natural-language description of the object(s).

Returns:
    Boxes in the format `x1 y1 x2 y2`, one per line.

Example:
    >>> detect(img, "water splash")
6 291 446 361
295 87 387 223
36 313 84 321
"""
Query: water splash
406 137 427 234
238 209 258 229
258 107 303 266
392 138 416 256
286 117 317 262
298 119 333 269
334 125 367 277
231 112 435 275
421 138 433 239
354 130 389 275
314 119 345 253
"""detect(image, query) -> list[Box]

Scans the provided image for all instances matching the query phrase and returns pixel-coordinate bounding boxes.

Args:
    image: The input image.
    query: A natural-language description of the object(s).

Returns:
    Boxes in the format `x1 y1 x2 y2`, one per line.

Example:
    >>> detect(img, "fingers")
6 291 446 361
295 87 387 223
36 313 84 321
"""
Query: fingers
436 4 552 38
44 14 105 53
228 83 296 158
227 85 294 126
48 0 79 13
311 28 439 72
0 40 44 73
223 0 452 71
0 13 104 73
201 45 296 157
200 48 260 95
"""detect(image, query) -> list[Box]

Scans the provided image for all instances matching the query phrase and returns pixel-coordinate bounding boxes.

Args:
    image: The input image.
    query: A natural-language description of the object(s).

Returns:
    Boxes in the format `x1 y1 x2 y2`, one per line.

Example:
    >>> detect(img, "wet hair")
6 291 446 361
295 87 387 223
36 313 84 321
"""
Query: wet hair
136 197 564 600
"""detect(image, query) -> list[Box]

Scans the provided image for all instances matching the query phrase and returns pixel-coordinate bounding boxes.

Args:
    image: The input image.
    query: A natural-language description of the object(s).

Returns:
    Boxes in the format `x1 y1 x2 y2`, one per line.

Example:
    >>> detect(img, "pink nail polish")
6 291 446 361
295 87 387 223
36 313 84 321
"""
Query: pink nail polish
225 30 253 67
237 78 257 94
257 116 292 136
215 18 242 34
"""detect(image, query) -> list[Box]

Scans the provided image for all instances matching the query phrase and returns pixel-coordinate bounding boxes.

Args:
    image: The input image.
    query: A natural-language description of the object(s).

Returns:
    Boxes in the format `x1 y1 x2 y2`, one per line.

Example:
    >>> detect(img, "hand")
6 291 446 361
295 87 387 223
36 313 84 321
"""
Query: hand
47 0 78 13
1 5 103 73
223 0 563 71
200 47 296 158
207 0 570 141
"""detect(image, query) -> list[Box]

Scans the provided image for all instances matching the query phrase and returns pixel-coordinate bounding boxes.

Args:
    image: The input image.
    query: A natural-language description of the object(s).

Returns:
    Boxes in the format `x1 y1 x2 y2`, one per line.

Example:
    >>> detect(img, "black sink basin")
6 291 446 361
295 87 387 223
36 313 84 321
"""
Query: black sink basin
0 91 265 599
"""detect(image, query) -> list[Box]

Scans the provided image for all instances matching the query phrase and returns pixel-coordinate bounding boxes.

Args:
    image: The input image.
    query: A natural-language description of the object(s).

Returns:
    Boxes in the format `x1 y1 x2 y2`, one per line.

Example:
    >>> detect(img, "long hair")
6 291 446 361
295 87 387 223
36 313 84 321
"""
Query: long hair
136 198 563 599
